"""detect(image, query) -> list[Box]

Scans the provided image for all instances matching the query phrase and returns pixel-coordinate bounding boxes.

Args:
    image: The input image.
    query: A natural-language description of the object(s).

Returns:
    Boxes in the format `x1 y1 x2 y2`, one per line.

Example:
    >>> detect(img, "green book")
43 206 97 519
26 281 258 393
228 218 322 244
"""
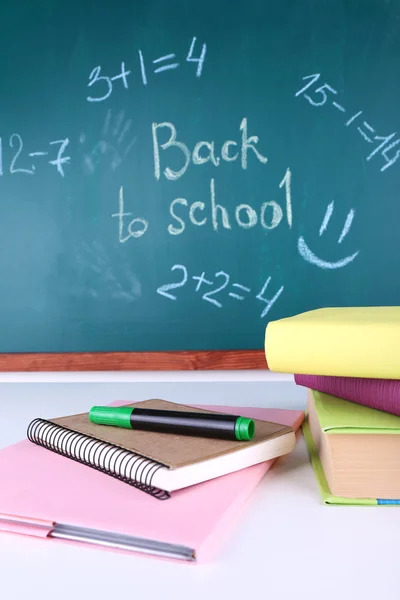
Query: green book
302 390 400 506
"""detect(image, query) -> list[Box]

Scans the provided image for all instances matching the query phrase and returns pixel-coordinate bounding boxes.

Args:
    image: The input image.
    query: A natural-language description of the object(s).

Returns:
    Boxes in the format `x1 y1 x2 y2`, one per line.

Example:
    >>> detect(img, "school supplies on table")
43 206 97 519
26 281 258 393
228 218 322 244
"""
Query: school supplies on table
302 390 400 505
89 404 255 440
265 306 400 378
295 374 400 417
0 405 304 563
27 400 296 499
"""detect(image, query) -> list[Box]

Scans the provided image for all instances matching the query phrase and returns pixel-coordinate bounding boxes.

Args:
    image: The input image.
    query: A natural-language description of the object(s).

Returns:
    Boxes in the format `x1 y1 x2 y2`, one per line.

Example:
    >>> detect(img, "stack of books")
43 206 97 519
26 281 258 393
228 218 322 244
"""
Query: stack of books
265 306 400 506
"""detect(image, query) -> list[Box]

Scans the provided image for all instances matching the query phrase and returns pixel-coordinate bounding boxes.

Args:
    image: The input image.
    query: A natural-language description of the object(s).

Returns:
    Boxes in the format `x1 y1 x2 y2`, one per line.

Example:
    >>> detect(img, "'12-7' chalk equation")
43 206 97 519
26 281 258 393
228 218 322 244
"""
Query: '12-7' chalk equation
0 134 70 177
295 73 400 173
87 36 206 103
156 264 284 319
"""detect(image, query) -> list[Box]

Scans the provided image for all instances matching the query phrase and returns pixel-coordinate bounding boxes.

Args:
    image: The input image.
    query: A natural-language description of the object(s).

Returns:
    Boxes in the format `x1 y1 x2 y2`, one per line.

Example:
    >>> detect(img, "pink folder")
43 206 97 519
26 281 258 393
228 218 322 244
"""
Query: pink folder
0 404 304 563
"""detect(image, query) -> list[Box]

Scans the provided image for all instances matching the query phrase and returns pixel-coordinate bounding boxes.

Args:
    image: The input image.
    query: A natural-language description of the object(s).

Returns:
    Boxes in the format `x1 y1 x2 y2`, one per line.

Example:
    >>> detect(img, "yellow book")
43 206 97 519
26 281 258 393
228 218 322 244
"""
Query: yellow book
265 306 400 379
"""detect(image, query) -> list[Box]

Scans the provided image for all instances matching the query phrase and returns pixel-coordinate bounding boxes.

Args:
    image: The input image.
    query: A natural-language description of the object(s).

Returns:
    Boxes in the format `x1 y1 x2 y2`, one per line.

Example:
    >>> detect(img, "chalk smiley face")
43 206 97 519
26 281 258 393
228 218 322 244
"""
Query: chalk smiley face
297 202 359 269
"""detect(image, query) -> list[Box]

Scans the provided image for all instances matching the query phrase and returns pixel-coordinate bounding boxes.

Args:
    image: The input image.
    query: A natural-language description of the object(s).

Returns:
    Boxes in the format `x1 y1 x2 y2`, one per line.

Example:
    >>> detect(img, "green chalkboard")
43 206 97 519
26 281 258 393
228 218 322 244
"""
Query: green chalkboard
0 0 399 353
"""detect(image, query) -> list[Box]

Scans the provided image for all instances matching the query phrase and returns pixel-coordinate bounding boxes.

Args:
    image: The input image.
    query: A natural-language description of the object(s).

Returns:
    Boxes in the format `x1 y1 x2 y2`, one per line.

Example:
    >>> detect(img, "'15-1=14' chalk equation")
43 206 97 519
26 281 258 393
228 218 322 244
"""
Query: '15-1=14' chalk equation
295 73 400 173
156 264 284 318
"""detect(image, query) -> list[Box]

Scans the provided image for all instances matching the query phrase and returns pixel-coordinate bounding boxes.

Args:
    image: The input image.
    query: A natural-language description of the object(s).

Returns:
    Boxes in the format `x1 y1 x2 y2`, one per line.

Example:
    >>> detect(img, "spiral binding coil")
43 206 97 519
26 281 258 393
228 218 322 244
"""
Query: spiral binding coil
27 418 170 500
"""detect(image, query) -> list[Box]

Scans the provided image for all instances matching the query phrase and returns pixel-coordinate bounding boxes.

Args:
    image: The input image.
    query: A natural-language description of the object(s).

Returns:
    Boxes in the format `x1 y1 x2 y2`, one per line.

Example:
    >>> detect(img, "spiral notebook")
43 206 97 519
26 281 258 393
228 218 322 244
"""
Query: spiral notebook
0 404 304 562
27 399 296 499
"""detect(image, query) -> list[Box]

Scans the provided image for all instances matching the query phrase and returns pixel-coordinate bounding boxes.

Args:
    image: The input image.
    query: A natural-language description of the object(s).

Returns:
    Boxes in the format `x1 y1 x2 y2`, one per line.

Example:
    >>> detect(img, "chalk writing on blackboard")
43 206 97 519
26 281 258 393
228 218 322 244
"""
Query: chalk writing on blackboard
0 134 70 177
152 118 268 181
297 202 359 269
108 111 358 270
167 177 289 234
81 58 363 276
157 264 284 318
111 186 149 242
295 73 400 172
87 36 206 102
87 63 130 103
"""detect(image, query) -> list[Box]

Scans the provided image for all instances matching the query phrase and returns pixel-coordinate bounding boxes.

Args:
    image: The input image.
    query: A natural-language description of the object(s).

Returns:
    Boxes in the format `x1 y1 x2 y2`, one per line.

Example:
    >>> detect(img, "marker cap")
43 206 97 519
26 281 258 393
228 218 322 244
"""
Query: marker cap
89 406 134 429
234 417 255 441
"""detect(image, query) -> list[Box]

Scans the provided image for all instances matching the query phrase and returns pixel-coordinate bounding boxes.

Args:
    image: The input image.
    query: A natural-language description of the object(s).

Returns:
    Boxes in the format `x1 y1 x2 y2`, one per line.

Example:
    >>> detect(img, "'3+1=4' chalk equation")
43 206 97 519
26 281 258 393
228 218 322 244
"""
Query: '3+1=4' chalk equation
86 36 206 103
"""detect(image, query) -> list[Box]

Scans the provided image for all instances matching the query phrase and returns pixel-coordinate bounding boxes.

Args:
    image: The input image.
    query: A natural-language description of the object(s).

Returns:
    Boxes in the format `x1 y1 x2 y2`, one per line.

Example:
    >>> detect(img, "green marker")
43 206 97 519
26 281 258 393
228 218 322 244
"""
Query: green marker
89 406 255 441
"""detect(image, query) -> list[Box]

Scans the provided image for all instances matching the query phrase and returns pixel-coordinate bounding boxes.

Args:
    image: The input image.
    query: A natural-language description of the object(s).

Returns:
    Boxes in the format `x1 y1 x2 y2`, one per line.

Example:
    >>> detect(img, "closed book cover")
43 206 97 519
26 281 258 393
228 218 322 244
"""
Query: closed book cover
27 399 296 496
265 306 400 378
302 390 400 505
0 404 304 563
295 374 400 417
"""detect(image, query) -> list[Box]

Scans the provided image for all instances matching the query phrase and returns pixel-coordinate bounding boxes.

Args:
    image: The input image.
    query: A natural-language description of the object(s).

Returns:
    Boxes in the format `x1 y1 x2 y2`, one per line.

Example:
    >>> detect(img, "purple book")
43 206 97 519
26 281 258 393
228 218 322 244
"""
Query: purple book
295 374 400 417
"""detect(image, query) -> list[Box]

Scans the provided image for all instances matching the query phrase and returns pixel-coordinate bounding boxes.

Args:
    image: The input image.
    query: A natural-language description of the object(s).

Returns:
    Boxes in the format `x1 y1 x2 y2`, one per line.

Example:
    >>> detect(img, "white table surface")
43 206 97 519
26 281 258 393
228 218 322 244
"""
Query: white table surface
0 379 399 600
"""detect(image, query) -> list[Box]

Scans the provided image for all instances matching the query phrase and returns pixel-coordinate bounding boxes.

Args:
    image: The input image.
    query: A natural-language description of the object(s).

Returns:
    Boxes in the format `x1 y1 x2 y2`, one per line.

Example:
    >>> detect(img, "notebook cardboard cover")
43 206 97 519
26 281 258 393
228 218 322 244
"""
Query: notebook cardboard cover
49 399 293 469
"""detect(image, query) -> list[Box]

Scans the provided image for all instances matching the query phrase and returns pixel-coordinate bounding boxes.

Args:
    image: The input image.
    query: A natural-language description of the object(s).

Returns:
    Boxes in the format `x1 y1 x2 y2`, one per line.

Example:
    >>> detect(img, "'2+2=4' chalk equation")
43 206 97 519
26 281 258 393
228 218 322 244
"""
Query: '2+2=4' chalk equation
157 264 284 319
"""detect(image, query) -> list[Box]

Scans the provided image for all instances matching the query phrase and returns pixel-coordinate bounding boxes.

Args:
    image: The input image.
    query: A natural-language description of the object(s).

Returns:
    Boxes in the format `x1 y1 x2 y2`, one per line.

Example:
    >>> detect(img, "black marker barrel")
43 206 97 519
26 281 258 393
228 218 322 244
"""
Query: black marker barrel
89 406 255 441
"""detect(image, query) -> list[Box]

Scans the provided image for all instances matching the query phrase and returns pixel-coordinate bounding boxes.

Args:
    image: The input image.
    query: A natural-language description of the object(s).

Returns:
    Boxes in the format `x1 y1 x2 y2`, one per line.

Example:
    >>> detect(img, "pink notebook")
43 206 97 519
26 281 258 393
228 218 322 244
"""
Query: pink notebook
0 404 304 563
